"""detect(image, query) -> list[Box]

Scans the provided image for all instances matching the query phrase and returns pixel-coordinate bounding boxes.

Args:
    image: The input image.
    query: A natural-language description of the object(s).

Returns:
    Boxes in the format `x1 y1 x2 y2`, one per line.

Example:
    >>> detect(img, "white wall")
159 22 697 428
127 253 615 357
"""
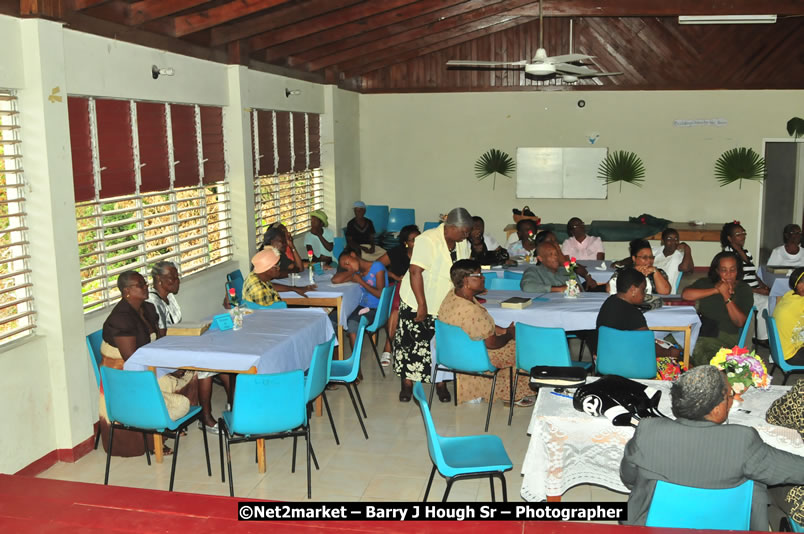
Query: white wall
324 87 361 232
0 16 24 87
359 90 801 262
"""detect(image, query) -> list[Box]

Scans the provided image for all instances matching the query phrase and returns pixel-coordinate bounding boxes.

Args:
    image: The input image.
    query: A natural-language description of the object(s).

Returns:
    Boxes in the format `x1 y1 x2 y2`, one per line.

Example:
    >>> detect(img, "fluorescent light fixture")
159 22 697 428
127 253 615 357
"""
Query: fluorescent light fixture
678 15 777 25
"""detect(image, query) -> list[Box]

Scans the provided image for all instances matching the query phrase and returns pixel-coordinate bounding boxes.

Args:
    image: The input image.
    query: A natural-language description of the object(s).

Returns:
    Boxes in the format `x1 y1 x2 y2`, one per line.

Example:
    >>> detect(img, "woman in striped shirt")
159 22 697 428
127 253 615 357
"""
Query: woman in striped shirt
721 222 770 342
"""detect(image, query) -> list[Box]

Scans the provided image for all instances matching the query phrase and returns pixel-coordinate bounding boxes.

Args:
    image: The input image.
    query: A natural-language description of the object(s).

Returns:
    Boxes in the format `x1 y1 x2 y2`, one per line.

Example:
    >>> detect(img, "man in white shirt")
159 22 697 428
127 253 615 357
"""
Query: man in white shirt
653 228 694 292
768 224 804 267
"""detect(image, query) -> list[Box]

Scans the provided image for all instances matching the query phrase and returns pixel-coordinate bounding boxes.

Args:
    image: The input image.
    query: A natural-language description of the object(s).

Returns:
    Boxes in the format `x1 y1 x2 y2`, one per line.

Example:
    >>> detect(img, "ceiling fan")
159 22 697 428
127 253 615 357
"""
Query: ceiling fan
445 0 622 83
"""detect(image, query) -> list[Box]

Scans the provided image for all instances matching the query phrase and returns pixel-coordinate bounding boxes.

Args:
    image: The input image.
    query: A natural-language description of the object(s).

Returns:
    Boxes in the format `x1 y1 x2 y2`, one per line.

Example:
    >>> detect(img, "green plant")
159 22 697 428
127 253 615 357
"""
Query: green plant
474 148 515 190
597 150 645 191
714 147 766 188
787 117 804 140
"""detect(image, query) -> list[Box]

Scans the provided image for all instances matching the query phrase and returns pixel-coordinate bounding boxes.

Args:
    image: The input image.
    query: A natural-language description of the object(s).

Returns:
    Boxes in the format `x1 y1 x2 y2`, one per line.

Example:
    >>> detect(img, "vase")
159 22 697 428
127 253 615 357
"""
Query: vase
564 279 581 298
230 306 244 331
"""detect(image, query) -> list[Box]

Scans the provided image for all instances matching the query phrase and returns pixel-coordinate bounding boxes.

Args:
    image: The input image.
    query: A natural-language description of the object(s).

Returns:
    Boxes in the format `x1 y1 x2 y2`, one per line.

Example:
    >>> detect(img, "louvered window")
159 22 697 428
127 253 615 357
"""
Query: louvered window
0 90 36 343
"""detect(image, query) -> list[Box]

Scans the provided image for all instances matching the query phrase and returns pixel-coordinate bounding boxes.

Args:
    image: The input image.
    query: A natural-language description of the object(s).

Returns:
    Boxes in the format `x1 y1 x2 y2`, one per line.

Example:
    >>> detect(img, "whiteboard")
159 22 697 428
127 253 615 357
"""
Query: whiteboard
516 147 608 199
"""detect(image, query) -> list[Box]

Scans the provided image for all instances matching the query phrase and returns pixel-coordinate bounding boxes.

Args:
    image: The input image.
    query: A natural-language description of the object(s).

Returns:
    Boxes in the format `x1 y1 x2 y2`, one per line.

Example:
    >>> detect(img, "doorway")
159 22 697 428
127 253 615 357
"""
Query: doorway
760 141 803 264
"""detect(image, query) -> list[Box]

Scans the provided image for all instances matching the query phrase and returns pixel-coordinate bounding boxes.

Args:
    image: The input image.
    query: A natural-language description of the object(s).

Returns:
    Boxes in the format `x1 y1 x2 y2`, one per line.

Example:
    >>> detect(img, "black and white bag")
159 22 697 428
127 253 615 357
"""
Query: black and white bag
572 375 666 427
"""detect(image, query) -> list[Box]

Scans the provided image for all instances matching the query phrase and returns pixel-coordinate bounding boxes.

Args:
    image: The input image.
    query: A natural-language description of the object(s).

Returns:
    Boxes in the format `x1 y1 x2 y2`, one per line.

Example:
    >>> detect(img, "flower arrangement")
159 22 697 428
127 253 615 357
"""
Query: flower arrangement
563 257 581 298
564 257 578 275
228 286 239 308
709 346 771 394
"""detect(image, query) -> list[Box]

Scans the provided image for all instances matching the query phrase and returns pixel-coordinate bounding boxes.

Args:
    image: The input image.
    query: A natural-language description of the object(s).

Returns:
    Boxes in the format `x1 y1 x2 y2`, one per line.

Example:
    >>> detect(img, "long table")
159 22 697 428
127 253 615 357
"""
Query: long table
521 380 803 502
483 260 617 284
483 291 701 367
124 308 335 469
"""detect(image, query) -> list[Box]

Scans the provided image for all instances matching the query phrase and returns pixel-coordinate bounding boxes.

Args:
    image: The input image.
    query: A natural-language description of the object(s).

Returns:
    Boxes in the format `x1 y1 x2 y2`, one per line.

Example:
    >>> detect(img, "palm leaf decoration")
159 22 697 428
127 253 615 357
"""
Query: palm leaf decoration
787 117 804 140
474 148 515 190
714 147 766 189
597 150 646 191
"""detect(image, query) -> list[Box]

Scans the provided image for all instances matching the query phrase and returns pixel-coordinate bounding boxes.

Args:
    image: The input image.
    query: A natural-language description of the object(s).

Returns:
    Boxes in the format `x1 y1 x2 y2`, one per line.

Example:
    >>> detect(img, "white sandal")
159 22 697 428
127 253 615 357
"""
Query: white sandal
380 352 392 366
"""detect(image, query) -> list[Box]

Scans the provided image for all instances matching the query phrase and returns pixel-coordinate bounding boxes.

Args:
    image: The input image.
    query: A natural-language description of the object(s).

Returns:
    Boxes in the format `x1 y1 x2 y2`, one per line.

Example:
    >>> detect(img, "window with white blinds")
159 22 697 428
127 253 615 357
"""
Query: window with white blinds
253 110 323 244
69 98 233 313
0 90 36 343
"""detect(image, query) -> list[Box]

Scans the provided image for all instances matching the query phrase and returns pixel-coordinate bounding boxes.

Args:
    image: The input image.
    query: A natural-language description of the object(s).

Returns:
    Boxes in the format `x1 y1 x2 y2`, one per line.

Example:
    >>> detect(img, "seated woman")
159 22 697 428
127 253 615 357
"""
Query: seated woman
346 201 385 261
378 224 420 366
596 268 682 379
772 267 804 365
331 250 388 349
682 251 753 367
768 224 804 267
469 216 509 265
608 239 671 295
303 209 334 264
100 270 197 456
259 224 302 277
506 219 538 259
562 217 605 261
147 261 231 433
437 259 532 406
653 228 694 292
722 221 769 343
243 247 311 306
535 230 599 290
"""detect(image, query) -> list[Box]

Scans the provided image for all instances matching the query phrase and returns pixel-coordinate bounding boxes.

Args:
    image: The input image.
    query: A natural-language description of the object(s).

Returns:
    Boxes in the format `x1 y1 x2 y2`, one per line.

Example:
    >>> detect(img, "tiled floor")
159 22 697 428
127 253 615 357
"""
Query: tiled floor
37 331 783 505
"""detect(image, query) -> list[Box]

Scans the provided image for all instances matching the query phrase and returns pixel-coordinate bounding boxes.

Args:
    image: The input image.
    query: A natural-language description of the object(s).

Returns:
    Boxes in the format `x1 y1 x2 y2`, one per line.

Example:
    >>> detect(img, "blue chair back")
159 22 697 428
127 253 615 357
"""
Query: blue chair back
596 326 657 378
367 285 394 334
791 518 804 533
365 205 389 234
503 270 523 281
332 237 346 262
227 270 244 301
228 370 306 436
336 317 368 382
646 479 753 529
489 278 521 291
100 367 174 431
434 320 495 373
515 324 572 369
305 337 336 405
737 306 757 348
313 262 324 275
764 309 803 374
387 208 415 233
243 299 288 310
673 272 683 294
422 221 440 231
412 382 447 469
481 272 497 285
87 330 103 387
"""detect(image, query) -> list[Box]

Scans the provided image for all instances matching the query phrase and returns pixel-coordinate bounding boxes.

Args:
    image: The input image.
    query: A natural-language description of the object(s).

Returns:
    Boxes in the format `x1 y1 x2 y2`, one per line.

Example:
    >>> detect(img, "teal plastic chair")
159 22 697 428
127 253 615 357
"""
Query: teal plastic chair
364 285 394 378
596 326 657 379
218 370 309 497
432 320 501 432
503 270 523 281
242 299 288 310
388 208 415 233
296 337 338 454
365 205 389 234
332 237 346 261
764 309 804 385
86 330 104 449
737 306 757 349
226 270 244 301
413 383 512 502
781 516 804 532
330 317 369 440
100 367 211 491
489 278 521 291
423 221 440 231
645 479 753 529
509 324 592 425
673 271 684 294
481 272 497 285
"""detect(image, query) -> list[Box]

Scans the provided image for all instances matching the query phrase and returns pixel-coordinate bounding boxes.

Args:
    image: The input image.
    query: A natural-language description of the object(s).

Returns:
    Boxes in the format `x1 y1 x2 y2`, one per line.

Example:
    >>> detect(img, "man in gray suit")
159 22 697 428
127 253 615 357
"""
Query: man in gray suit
621 365 804 530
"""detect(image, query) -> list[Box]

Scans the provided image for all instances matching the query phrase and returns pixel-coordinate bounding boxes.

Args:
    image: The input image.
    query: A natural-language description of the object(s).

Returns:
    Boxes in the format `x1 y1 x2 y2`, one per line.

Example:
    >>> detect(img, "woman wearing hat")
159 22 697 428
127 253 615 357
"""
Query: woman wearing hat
304 210 335 264
243 247 312 306
260 224 303 277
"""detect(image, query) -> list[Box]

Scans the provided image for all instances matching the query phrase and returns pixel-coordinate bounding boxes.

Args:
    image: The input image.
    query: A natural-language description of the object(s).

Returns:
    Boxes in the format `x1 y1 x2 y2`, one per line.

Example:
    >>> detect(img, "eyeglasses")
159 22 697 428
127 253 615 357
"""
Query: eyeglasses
467 273 484 278
664 236 679 242
733 232 747 237
570 223 586 229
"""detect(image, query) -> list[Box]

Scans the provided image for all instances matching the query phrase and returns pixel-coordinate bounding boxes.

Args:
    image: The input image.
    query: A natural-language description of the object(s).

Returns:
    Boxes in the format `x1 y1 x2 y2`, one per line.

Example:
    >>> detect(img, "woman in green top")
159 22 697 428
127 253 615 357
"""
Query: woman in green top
682 251 753 366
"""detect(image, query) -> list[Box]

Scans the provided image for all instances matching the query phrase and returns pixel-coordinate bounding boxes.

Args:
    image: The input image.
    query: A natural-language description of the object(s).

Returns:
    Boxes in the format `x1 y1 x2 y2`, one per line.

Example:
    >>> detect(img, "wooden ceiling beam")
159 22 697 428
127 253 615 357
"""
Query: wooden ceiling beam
20 0 68 17
208 0 362 47
172 0 292 37
304 0 513 71
259 0 421 59
127 0 210 26
71 0 109 10
346 16 532 78
507 0 804 17
318 0 540 73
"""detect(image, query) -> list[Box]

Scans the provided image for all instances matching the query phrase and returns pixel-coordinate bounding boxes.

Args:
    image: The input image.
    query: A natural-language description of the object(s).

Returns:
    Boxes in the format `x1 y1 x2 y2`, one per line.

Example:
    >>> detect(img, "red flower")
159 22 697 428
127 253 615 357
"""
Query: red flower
563 261 570 268
570 257 577 263
228 287 236 296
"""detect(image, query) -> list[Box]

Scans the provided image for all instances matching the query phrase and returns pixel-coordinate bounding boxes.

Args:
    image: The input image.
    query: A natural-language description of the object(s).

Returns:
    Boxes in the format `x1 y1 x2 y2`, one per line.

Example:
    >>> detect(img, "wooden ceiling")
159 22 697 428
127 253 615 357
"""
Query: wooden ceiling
7 0 804 92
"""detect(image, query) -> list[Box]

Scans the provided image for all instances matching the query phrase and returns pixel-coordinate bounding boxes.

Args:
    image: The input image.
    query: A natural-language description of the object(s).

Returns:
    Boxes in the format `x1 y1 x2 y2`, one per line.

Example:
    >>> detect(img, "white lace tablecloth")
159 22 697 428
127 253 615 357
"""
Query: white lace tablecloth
276 272 363 325
520 380 804 502
484 291 701 351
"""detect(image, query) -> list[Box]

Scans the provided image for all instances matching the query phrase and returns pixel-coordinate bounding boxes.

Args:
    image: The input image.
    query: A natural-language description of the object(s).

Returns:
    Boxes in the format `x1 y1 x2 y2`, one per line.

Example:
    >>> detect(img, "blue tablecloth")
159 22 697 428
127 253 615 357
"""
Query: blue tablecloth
124 308 335 377
276 272 363 325
484 260 616 284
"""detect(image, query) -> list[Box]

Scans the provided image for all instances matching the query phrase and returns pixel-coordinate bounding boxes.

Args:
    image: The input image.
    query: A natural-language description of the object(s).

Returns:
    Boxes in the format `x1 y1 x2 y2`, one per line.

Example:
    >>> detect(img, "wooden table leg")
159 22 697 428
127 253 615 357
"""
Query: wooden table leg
153 434 163 464
683 325 691 369
257 439 266 473
315 396 323 417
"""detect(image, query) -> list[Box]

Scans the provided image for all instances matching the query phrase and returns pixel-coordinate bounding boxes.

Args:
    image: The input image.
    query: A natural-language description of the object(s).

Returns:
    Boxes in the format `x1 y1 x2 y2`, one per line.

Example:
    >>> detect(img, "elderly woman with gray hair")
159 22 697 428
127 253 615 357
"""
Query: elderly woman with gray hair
394 208 472 402
620 365 804 530
147 261 232 433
